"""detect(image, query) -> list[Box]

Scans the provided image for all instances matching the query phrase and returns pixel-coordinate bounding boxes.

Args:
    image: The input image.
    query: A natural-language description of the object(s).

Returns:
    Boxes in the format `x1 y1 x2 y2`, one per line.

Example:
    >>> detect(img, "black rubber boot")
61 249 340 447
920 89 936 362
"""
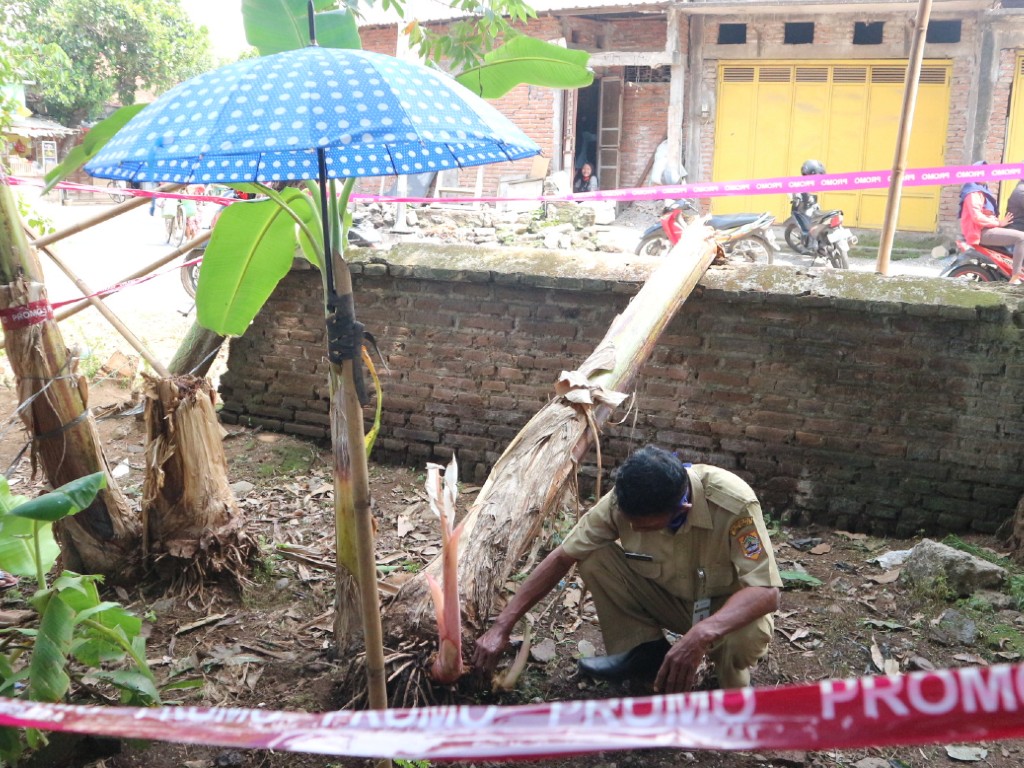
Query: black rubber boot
577 637 671 681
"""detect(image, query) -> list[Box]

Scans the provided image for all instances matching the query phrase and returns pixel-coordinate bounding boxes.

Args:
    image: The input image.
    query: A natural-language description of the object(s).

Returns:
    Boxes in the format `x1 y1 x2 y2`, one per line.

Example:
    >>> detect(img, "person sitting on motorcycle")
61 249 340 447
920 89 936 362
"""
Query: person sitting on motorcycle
796 159 826 253
958 168 1024 284
1006 179 1024 235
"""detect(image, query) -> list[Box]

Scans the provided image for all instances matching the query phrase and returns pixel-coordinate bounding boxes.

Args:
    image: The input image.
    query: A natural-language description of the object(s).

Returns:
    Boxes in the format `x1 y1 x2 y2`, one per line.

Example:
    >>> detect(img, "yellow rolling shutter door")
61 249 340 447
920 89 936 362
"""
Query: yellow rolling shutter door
712 60 951 232
1000 55 1024 208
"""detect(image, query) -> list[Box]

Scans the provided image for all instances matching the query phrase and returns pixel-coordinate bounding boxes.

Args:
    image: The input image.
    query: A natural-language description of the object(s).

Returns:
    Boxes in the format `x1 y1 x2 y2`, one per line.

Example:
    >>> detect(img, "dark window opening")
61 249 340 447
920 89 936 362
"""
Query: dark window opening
718 23 747 45
853 21 884 45
784 22 815 45
926 20 961 43
625 66 671 84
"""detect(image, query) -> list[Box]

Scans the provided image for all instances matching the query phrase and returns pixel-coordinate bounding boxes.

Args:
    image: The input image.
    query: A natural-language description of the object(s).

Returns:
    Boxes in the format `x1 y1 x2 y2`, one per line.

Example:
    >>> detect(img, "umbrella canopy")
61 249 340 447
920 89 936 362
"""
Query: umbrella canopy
85 46 539 184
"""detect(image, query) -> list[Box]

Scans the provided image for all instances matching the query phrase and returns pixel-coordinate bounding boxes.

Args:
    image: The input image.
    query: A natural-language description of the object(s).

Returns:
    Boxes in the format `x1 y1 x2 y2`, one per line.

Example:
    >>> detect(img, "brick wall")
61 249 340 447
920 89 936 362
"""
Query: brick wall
219 245 1024 538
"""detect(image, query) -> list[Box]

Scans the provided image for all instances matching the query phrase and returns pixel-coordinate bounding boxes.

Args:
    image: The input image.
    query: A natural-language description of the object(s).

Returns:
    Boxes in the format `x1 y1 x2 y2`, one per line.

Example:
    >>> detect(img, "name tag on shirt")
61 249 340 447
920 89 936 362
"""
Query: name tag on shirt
693 597 711 626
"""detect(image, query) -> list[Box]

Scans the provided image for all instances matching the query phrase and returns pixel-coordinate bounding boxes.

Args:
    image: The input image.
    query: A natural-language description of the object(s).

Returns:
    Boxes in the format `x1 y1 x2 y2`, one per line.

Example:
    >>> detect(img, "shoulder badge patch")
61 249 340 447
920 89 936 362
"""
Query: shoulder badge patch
729 516 754 537
740 532 762 560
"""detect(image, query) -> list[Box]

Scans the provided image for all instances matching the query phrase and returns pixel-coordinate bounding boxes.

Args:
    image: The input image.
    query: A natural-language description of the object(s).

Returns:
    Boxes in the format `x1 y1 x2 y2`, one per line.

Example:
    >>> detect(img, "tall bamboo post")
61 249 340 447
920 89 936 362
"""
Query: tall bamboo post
875 0 933 275
0 178 141 578
26 231 170 375
33 183 183 249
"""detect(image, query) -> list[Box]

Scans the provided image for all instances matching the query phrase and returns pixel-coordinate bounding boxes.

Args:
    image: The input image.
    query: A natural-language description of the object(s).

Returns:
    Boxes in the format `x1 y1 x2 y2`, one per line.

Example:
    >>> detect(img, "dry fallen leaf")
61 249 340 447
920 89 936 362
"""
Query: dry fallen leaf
945 745 988 762
809 543 832 555
868 569 900 584
870 639 885 673
954 653 988 665
836 531 868 541
852 758 890 768
563 587 582 610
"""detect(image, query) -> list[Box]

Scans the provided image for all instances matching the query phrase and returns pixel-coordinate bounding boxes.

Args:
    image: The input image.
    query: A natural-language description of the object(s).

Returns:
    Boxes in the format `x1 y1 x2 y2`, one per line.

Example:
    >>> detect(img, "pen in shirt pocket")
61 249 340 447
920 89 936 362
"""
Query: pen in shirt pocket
623 551 654 562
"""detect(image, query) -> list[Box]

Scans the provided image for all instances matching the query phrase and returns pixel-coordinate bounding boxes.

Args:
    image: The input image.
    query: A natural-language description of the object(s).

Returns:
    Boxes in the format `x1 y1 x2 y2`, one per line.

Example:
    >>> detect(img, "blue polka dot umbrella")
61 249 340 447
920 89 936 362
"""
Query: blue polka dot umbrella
85 46 539 185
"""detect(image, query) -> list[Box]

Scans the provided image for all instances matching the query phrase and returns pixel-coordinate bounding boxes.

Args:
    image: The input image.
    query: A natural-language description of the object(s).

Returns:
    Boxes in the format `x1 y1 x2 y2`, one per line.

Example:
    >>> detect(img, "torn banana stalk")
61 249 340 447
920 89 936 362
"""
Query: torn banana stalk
491 624 533 693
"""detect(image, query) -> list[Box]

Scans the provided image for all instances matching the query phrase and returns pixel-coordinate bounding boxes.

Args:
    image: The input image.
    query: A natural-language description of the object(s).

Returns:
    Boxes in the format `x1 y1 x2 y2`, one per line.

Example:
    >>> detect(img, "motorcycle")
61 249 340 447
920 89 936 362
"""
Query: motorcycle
635 199 780 264
939 240 1013 282
783 193 857 270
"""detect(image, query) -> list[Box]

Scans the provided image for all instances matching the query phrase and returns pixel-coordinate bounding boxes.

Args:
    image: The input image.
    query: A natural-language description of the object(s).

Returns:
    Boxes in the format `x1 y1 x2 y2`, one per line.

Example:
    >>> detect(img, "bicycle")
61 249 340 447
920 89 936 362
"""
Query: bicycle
106 179 130 203
161 200 186 245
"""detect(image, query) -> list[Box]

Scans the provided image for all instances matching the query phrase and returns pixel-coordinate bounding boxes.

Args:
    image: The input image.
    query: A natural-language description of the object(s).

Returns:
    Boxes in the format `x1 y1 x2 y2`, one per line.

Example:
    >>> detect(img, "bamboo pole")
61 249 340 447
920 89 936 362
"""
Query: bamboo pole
34 183 183 249
25 230 170 376
875 0 933 276
326 245 388 713
384 223 720 633
54 231 210 321
0 232 211 350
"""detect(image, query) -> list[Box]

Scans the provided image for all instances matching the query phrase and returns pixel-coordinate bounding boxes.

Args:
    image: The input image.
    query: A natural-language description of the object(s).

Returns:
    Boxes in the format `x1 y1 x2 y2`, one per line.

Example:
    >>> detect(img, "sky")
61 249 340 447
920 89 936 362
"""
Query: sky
179 0 249 60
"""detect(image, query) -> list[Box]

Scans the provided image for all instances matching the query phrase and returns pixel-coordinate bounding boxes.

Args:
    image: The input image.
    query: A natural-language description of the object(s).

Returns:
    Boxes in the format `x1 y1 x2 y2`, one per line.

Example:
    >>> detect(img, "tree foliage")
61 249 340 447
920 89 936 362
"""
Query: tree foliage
5 0 214 126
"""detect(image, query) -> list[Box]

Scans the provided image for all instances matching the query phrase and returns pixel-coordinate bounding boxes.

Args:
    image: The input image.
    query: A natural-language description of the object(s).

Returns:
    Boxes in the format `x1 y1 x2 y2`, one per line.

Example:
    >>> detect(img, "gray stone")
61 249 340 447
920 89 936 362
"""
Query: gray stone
899 538 1007 597
230 480 255 497
930 608 977 645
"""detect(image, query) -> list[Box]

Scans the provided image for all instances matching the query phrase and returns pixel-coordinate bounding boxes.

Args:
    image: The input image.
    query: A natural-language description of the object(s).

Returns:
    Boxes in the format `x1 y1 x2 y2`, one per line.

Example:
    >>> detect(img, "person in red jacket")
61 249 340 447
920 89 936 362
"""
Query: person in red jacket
959 169 1024 284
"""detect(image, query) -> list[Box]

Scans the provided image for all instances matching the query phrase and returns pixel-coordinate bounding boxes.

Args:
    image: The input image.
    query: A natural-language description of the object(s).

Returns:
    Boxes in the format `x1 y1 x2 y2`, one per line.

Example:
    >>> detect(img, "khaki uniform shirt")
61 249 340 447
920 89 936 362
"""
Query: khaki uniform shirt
561 464 782 602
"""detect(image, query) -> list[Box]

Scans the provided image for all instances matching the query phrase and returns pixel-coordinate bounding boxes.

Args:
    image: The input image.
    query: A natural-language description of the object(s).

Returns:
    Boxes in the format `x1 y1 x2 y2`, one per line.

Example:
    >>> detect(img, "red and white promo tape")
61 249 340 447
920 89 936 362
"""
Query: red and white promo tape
1 664 1023 760
8 162 1024 207
0 301 54 331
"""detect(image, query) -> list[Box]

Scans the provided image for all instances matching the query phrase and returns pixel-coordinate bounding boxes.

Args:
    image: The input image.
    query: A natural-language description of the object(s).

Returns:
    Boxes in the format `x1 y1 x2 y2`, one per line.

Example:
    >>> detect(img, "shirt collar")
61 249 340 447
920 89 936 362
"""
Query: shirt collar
683 466 713 530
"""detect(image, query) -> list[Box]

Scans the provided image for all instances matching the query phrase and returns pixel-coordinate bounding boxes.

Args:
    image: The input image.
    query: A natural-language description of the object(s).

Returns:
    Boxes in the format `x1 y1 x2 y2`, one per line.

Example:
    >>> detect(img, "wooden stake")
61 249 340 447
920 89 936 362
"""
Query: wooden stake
25 229 170 376
33 184 183 249
875 0 933 275
54 231 210 321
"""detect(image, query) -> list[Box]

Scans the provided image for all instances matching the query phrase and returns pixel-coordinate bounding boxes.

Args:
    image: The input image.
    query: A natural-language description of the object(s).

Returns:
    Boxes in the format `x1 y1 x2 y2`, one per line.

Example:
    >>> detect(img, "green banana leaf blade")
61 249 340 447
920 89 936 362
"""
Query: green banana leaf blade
242 0 360 54
9 472 107 523
28 593 75 702
196 189 316 337
456 36 593 98
41 105 148 195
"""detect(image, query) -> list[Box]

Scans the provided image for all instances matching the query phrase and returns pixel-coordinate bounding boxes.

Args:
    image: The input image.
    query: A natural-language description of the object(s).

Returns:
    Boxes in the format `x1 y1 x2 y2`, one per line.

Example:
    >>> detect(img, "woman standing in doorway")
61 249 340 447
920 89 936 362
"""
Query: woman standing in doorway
573 162 599 194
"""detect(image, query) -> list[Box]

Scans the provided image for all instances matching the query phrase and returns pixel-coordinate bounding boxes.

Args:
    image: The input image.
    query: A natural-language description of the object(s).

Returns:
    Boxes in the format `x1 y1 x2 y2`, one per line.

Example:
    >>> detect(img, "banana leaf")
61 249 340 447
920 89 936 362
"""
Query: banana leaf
0 515 57 579
10 472 107 523
242 0 360 54
455 36 593 98
28 593 74 702
41 105 148 195
195 188 317 336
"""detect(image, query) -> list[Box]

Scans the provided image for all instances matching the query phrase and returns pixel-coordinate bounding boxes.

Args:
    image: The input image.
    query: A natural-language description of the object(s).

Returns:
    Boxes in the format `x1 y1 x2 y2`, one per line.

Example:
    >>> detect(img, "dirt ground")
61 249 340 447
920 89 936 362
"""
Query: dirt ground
0 376 1022 768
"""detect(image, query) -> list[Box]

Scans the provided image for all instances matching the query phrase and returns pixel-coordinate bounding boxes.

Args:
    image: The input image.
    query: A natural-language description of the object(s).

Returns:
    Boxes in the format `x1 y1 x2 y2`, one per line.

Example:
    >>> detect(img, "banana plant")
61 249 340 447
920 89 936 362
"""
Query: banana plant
423 455 466 684
0 474 198 765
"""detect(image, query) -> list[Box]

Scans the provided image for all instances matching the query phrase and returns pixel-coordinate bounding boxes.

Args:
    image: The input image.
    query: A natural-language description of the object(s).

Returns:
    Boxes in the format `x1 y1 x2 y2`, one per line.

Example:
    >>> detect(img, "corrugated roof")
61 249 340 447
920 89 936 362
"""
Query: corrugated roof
358 0 666 27
4 116 78 139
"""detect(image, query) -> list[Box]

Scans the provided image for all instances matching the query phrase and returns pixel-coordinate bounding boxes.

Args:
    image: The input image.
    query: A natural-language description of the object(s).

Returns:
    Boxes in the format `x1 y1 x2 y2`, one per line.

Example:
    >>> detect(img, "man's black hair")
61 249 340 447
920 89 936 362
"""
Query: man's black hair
613 445 690 518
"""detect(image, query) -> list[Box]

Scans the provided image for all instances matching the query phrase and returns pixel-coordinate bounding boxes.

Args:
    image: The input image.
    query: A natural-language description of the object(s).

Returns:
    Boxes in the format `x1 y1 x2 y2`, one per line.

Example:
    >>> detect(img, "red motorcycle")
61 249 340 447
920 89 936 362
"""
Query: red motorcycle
940 240 1013 282
635 199 779 264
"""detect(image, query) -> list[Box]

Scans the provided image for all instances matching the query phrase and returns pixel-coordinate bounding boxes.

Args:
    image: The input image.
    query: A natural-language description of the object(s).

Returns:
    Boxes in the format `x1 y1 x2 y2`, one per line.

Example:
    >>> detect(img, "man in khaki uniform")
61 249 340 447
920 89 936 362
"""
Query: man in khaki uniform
473 445 781 692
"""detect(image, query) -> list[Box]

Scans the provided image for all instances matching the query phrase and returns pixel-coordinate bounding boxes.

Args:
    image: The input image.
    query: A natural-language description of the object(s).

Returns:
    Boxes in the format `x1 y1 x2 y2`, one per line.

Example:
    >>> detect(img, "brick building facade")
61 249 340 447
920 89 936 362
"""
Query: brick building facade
357 1 1024 235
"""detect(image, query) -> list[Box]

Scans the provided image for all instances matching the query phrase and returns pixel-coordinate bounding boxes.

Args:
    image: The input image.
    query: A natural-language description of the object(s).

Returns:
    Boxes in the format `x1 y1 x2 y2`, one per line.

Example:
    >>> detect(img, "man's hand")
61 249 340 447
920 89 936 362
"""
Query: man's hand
654 627 711 693
471 624 511 677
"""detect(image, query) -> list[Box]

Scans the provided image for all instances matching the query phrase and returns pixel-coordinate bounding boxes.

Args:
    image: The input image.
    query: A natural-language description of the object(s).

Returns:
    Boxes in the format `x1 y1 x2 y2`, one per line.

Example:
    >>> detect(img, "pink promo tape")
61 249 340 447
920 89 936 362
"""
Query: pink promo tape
8 163 1024 207
1 664 1023 760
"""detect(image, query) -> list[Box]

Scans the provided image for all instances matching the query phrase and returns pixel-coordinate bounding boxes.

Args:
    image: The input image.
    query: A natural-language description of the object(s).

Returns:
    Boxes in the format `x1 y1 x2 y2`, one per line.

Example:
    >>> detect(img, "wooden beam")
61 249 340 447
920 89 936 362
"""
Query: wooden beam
589 50 672 67
26 229 171 377
665 6 685 182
